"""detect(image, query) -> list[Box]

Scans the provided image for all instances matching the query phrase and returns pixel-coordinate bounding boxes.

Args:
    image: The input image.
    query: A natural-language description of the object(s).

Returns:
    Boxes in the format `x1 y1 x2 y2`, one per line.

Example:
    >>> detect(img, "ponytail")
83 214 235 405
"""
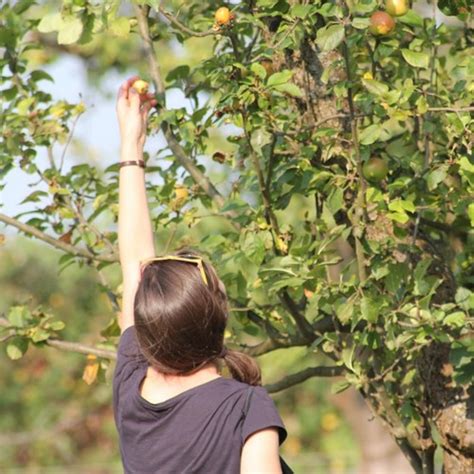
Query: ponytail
221 349 261 386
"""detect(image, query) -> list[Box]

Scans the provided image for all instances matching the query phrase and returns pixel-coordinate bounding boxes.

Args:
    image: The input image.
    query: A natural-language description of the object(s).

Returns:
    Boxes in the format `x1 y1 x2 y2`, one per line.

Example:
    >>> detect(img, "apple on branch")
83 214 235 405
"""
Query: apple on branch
386 0 409 17
369 11 396 36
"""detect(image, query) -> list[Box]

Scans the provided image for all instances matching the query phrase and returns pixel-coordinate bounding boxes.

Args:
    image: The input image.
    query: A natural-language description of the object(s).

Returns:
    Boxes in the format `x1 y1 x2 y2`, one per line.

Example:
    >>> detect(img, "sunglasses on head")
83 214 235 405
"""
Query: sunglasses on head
139 255 209 286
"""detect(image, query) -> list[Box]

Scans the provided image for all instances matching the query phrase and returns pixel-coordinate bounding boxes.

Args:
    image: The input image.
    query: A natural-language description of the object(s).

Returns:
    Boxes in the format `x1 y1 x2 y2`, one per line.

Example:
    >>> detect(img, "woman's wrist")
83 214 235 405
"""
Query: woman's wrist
120 141 144 162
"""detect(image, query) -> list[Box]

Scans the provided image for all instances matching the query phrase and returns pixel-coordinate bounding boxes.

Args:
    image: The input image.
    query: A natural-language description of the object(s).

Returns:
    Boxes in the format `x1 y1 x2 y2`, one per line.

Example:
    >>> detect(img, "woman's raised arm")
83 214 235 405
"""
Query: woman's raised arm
116 76 157 332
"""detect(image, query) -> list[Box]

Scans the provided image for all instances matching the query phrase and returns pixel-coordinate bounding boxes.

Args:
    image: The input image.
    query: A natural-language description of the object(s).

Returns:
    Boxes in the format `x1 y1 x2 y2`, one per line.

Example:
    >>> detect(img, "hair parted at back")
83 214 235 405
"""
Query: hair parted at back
133 248 261 386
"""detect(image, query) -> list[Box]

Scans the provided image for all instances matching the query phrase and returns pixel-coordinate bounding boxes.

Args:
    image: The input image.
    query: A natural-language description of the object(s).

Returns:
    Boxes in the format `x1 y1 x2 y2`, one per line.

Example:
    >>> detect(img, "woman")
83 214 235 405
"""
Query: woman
113 76 287 473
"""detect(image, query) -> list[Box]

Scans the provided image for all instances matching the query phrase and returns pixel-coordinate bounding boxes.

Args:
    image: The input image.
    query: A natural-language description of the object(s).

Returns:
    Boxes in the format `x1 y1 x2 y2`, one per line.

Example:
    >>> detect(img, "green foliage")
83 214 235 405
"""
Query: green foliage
2 304 66 360
0 0 473 470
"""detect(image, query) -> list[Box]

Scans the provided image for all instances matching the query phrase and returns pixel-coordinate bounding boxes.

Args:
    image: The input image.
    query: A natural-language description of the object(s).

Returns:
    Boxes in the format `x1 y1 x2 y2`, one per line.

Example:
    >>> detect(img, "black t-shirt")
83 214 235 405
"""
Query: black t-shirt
113 326 287 474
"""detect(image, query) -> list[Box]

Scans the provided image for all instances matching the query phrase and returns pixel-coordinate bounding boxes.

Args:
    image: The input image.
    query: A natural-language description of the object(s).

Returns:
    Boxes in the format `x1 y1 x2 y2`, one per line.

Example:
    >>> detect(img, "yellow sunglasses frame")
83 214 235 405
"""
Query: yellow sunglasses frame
139 255 209 286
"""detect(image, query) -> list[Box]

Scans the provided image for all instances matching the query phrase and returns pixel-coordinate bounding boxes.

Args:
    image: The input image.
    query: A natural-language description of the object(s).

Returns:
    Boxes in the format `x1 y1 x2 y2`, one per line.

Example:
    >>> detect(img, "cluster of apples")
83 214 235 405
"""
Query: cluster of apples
369 0 409 36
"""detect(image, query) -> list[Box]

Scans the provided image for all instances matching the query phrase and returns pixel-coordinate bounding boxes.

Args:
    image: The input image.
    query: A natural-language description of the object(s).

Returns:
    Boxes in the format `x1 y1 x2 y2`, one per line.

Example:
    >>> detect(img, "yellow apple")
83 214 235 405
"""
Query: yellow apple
132 79 149 95
386 0 409 17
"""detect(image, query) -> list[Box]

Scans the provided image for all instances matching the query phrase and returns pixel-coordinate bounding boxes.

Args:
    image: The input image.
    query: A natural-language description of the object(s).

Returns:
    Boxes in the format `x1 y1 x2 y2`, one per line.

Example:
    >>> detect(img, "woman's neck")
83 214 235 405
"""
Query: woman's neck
140 363 221 404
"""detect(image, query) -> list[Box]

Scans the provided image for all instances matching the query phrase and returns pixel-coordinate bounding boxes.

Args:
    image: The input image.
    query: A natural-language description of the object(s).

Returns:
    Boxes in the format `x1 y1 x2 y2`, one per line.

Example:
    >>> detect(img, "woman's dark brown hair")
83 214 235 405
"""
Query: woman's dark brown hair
134 249 261 386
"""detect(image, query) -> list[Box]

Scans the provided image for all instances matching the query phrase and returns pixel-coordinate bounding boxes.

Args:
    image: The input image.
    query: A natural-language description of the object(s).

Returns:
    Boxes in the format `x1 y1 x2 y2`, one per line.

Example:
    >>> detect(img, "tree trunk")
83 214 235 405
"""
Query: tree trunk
331 388 413 474
420 343 474 473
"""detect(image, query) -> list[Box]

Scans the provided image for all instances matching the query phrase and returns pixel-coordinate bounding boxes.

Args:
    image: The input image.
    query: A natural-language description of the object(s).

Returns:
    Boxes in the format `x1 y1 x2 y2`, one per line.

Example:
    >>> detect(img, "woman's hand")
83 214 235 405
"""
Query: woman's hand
116 76 157 153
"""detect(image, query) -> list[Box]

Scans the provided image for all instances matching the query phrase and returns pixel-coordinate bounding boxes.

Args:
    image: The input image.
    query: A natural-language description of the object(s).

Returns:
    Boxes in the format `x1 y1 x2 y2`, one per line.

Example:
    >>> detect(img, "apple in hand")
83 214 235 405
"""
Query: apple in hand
132 79 149 95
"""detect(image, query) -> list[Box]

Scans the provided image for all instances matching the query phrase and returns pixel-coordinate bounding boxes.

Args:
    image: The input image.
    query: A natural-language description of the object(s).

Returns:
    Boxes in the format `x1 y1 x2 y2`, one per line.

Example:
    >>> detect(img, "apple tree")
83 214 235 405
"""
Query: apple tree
0 1 473 472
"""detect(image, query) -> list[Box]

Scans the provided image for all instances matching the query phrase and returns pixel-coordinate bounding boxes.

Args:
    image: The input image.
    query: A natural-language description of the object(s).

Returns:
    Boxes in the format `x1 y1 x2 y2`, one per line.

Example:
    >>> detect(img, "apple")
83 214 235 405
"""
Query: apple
215 7 233 26
174 185 189 201
386 0 409 17
132 79 149 94
362 157 389 181
369 11 396 36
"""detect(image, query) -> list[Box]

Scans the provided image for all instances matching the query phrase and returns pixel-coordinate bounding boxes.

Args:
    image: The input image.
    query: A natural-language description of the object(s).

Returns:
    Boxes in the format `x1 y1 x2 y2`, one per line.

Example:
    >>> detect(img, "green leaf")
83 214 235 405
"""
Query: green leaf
166 65 190 82
7 306 30 328
426 166 448 191
257 0 280 7
388 198 415 219
251 62 267 79
459 156 474 173
250 129 272 149
331 380 351 394
109 17 130 37
57 16 83 45
351 0 377 14
30 328 50 343
385 263 409 293
401 49 430 69
398 10 424 27
359 124 382 145
6 337 29 360
290 4 312 18
100 318 120 337
352 17 370 29
30 70 54 83
267 70 293 87
336 300 354 324
273 82 303 97
20 190 48 204
455 287 474 311
326 187 344 214
50 320 65 331
362 79 389 96
37 12 62 33
316 24 345 52
360 296 379 323
444 311 466 328
414 259 432 295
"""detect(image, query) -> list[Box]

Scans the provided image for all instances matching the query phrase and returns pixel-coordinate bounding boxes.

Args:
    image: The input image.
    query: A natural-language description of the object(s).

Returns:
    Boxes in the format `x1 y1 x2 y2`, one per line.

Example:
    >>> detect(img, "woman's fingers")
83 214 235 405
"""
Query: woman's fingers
139 97 157 122
128 86 141 111
126 75 140 91
117 76 141 103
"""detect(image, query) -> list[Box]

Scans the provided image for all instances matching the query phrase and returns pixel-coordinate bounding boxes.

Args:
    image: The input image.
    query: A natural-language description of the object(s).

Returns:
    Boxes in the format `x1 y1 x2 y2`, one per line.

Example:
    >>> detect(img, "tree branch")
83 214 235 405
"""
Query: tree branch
133 4 225 209
265 365 344 393
0 212 117 263
246 309 284 341
0 317 117 359
342 34 367 283
46 338 117 360
279 291 315 340
157 6 217 37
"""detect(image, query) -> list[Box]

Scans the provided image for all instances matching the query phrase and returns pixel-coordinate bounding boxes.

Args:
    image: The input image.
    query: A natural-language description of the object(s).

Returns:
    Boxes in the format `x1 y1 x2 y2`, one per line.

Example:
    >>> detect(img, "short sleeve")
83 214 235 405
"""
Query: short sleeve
114 326 147 386
241 386 287 445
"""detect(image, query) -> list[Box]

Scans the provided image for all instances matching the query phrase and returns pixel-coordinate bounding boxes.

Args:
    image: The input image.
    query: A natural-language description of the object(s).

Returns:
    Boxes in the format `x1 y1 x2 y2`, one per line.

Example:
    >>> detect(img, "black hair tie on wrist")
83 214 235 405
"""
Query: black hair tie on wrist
119 160 145 169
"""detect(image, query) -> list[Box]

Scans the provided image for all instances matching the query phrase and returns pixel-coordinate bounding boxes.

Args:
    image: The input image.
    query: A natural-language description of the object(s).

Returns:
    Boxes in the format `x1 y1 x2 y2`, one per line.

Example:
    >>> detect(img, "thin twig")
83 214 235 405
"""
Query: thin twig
59 111 83 172
158 6 217 37
0 212 117 263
